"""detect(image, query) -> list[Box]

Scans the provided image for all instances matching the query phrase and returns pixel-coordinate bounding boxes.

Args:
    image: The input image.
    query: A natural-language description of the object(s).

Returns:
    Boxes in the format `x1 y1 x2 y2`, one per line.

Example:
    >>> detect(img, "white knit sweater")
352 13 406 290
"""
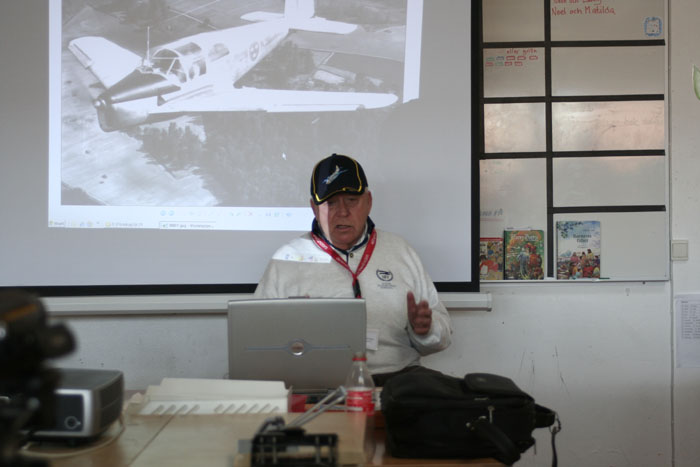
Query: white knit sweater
254 229 452 374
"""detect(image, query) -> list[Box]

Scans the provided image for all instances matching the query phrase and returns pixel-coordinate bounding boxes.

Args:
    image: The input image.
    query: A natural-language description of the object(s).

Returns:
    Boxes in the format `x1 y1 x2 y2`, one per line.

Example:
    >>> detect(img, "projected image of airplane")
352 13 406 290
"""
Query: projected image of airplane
68 0 400 132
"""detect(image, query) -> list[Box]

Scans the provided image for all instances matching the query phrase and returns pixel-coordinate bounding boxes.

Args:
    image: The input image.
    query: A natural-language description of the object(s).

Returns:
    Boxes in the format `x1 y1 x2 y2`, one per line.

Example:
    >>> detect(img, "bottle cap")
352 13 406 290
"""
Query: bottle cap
352 352 367 361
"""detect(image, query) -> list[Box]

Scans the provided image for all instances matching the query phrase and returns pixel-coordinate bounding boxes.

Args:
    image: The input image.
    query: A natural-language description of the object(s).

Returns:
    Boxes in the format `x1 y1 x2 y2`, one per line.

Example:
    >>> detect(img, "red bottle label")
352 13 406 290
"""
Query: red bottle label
346 389 374 415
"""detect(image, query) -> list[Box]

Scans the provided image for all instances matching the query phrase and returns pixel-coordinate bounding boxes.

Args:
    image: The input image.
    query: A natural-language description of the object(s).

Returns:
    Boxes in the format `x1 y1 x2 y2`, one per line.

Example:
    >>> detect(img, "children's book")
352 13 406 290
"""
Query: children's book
504 230 544 280
556 221 601 280
479 237 503 280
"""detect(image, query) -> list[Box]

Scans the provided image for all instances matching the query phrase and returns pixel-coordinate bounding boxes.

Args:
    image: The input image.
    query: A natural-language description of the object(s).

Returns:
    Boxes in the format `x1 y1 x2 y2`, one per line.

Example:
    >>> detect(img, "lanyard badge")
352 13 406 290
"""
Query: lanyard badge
311 230 377 298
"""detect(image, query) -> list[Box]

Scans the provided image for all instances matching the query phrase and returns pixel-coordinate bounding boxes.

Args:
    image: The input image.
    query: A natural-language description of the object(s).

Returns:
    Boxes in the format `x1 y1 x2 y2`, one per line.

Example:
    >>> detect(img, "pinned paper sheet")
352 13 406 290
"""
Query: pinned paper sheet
128 378 289 415
676 295 700 367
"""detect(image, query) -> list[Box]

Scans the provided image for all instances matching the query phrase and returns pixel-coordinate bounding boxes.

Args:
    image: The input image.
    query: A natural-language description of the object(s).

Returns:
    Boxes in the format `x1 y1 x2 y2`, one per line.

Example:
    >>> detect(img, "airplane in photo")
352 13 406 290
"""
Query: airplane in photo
68 0 399 132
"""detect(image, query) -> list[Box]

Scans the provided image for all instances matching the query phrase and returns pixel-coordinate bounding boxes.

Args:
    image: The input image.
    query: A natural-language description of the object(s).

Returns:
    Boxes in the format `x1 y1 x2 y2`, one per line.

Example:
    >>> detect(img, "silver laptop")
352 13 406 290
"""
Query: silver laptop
227 298 366 393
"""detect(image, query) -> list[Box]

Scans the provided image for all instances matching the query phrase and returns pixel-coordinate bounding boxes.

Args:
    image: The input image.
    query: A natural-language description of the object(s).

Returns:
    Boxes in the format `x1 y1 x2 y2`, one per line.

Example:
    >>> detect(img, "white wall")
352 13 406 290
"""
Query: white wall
669 0 700 466
55 314 230 385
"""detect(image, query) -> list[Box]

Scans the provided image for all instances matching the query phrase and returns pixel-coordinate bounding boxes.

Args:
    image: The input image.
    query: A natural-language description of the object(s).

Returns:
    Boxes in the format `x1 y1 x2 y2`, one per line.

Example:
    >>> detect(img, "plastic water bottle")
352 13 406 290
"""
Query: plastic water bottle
344 352 375 415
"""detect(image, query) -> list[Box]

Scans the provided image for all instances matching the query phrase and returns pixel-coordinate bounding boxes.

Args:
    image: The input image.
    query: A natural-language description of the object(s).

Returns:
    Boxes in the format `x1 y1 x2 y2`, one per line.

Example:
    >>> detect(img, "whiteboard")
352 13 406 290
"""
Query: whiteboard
480 0 668 281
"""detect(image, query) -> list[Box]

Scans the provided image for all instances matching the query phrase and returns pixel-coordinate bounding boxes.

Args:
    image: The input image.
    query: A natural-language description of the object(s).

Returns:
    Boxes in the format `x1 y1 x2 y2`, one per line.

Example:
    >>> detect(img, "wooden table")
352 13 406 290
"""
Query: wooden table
21 411 502 466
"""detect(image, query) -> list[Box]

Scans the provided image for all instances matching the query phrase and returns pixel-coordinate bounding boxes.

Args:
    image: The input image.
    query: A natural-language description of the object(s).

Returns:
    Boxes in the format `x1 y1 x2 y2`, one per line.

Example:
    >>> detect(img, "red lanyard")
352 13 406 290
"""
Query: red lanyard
311 230 377 298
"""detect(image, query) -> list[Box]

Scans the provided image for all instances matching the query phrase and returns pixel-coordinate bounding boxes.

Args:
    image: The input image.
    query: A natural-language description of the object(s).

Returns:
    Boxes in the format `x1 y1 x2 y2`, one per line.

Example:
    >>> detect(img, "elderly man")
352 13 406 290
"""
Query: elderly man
254 153 452 382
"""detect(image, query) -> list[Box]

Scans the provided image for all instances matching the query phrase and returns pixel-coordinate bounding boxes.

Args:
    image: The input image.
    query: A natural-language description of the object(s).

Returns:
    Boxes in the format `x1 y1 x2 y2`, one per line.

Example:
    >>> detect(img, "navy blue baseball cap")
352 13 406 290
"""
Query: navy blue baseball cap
310 154 368 205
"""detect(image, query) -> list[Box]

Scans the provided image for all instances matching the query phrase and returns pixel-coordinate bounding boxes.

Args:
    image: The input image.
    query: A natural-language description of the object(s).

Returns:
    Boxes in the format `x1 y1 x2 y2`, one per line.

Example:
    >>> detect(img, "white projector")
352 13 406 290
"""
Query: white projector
29 368 124 440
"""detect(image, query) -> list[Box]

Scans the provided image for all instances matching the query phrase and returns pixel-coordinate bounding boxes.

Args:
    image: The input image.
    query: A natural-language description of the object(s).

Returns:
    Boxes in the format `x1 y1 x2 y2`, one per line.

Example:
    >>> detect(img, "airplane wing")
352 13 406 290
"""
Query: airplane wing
240 11 284 22
288 18 357 34
242 12 357 34
68 37 143 89
152 87 398 114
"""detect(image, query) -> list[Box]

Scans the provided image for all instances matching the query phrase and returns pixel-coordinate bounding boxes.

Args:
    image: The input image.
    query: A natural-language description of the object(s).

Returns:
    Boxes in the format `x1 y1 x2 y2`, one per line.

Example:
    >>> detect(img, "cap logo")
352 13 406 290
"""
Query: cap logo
323 165 347 185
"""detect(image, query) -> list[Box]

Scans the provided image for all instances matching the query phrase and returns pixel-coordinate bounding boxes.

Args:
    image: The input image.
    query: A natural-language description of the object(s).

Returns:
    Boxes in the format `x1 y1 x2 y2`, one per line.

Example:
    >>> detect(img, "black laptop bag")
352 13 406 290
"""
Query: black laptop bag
380 367 560 466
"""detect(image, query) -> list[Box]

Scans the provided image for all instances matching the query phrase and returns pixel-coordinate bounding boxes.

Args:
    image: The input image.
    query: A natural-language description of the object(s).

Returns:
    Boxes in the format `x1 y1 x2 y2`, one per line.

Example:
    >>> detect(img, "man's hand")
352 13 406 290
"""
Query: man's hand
407 291 432 335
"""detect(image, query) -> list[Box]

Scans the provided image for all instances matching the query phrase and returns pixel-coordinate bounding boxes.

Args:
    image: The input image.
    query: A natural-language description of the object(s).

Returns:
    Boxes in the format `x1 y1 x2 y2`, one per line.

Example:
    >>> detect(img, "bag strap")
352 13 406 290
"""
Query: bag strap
471 411 562 467
535 403 557 428
535 405 561 467
549 412 562 467
469 418 521 466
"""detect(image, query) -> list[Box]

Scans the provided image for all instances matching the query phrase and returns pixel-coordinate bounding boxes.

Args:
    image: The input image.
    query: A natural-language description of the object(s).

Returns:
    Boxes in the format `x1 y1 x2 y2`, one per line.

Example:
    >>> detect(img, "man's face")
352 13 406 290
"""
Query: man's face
311 191 372 250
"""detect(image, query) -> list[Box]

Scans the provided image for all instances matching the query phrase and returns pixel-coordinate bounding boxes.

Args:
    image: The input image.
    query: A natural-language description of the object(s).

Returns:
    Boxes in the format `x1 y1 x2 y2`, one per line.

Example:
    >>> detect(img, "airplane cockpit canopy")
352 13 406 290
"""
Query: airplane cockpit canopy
152 42 207 84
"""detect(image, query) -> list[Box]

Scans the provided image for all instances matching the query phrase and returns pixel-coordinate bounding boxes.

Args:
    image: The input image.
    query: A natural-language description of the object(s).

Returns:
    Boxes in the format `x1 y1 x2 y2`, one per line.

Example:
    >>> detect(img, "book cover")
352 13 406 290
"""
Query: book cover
479 237 504 280
556 221 601 280
504 230 544 280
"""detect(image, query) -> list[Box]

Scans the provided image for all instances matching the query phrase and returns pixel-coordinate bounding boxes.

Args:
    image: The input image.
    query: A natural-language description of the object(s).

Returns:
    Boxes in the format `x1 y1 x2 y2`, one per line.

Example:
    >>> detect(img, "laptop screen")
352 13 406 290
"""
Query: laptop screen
227 298 366 393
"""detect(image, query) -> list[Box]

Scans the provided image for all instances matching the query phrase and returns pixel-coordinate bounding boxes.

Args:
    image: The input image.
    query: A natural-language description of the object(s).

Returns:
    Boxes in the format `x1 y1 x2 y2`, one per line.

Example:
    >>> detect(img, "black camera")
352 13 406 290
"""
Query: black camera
0 290 75 467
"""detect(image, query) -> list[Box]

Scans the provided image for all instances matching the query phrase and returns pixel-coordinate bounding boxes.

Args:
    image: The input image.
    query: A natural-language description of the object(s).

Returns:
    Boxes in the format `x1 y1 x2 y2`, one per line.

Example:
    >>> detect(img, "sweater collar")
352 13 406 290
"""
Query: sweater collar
311 217 375 255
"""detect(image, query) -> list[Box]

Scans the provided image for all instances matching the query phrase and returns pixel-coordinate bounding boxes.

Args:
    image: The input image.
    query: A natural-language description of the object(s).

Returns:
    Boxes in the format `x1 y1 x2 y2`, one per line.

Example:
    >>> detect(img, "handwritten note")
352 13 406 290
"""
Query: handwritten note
485 48 540 69
551 0 617 17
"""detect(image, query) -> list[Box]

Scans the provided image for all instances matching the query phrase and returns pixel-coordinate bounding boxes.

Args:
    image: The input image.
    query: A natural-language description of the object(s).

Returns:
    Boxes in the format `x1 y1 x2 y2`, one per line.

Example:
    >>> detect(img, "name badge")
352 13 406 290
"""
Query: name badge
366 328 379 351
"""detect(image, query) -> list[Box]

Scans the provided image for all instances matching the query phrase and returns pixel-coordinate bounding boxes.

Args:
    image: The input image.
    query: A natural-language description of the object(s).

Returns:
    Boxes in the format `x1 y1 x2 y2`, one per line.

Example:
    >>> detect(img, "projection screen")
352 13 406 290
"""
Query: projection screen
0 0 477 295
